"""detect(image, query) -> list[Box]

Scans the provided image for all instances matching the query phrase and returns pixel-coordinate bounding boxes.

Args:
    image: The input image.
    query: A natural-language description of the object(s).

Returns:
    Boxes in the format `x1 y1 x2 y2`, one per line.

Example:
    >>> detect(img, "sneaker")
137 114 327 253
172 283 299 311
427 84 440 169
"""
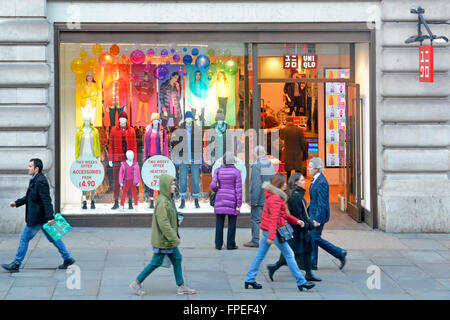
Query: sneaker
2 262 20 273
58 258 75 270
243 241 259 248
177 284 197 295
129 280 145 296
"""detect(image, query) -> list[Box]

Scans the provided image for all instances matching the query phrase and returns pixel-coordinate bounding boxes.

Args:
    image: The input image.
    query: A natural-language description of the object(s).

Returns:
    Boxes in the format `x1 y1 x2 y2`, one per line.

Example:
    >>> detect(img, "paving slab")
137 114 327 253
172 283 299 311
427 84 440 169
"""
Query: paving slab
399 239 448 251
401 251 447 264
435 279 450 290
52 279 100 297
5 286 55 300
415 263 450 279
184 271 232 291
405 289 450 300
275 289 322 300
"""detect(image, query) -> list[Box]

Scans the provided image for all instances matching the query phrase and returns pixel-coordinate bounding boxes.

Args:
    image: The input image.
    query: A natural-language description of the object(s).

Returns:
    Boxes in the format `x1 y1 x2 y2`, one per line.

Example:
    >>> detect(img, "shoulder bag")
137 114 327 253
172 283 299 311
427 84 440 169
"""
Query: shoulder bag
266 206 294 243
209 168 220 207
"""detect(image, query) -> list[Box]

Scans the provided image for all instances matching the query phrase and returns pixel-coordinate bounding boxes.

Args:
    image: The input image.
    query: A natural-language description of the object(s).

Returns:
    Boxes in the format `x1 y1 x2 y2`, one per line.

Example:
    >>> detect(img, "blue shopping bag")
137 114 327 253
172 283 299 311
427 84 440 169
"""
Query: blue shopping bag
43 213 72 242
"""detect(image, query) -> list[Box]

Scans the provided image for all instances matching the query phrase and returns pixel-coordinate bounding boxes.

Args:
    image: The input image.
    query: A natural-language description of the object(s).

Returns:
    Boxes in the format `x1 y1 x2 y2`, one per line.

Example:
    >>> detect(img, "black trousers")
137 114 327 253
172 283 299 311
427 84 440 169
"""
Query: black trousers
277 251 314 278
215 214 237 249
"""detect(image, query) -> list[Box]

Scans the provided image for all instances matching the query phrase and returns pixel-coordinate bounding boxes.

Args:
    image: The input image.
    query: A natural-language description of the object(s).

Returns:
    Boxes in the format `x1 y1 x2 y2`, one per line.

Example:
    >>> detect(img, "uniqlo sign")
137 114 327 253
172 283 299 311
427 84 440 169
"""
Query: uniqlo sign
283 55 298 69
301 55 318 69
419 46 434 82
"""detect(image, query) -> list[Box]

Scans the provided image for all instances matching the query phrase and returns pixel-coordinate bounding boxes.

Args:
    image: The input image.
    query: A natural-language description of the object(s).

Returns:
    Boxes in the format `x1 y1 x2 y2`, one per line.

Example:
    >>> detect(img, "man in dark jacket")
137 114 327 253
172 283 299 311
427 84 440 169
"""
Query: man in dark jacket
2 159 75 273
280 116 307 180
244 146 275 248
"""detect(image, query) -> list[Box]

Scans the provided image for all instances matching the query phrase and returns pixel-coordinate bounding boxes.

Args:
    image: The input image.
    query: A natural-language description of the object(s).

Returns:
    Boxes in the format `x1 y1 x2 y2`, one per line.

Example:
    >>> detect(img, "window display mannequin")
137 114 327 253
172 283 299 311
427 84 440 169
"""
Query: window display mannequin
212 111 229 160
119 150 140 211
190 70 208 126
108 111 137 209
80 71 99 125
144 112 169 208
159 72 182 127
134 71 154 123
109 66 125 127
284 69 307 116
178 111 201 209
75 115 101 209
216 71 229 118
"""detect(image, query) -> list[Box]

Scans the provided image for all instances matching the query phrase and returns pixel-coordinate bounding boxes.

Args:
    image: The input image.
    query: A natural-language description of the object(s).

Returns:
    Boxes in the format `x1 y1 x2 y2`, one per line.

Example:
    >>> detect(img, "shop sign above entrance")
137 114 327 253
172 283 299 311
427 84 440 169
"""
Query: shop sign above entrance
283 55 298 69
419 46 434 82
301 55 318 69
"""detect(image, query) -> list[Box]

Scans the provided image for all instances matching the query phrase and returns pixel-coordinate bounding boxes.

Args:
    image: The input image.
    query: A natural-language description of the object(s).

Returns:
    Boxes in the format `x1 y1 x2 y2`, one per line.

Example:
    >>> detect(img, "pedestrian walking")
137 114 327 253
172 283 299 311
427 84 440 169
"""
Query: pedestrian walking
210 152 242 250
244 173 315 292
2 159 75 273
244 146 274 248
129 174 196 296
280 116 307 180
267 172 322 282
308 157 347 270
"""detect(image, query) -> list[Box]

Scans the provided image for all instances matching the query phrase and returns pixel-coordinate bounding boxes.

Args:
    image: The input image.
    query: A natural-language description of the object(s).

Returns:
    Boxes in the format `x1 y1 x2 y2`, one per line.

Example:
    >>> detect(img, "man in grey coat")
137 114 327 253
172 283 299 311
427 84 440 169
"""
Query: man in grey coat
243 146 275 248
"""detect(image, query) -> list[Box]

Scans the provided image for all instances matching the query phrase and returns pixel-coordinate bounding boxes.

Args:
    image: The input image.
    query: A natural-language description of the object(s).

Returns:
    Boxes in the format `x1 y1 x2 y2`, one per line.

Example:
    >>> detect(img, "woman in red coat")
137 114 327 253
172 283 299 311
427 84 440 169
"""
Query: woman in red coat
244 173 315 292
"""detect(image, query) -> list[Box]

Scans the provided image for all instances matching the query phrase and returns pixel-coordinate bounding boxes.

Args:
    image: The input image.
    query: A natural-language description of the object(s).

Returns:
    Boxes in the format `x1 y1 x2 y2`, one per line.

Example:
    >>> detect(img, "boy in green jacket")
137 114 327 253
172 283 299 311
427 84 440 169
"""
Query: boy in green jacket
129 174 196 296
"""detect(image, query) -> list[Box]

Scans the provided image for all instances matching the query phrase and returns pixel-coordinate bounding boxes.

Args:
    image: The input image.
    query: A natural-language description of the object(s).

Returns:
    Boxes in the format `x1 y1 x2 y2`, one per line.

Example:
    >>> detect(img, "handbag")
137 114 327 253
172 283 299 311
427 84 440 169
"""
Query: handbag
266 206 294 243
42 213 72 242
209 168 220 207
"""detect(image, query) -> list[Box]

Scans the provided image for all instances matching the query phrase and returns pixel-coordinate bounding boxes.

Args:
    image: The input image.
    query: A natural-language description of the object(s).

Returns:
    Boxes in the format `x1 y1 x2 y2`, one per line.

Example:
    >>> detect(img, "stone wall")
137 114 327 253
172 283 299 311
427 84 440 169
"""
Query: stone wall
378 0 450 232
0 0 52 233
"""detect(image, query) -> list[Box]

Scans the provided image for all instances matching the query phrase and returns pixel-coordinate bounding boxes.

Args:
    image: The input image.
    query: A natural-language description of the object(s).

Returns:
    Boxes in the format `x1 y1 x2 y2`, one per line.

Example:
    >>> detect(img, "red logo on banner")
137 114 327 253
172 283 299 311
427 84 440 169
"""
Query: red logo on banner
283 55 298 69
419 46 434 82
301 55 317 69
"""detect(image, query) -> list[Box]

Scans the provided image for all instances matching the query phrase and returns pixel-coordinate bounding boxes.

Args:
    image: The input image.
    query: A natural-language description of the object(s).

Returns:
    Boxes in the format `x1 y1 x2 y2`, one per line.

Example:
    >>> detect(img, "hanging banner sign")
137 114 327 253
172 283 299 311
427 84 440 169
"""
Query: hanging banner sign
419 46 434 82
301 55 318 69
70 157 105 191
141 155 176 191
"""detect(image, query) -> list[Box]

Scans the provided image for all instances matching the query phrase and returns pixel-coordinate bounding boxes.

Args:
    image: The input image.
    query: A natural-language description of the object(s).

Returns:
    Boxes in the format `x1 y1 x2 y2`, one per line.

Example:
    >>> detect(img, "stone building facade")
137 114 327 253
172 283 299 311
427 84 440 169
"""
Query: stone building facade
0 0 448 233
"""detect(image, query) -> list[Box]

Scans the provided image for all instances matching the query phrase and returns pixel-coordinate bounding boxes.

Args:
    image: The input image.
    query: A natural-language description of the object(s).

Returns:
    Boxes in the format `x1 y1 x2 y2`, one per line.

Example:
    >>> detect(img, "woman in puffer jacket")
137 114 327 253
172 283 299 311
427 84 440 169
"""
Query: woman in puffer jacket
244 173 315 292
210 152 242 250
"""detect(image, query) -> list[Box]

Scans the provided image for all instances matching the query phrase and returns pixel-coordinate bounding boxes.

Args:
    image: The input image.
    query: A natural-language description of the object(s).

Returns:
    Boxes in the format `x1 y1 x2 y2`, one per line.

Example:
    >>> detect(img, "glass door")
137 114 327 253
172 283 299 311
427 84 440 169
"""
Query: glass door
346 83 363 222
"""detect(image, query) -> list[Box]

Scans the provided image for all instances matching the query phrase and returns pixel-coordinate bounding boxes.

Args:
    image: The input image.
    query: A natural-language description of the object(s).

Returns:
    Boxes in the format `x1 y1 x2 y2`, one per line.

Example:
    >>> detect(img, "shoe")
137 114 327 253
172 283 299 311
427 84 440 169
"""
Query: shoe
243 241 259 248
82 201 87 210
298 281 315 291
267 264 276 282
90 201 95 209
194 199 200 209
179 199 185 209
244 281 262 289
177 284 197 295
149 199 154 209
339 250 347 270
312 266 318 271
128 199 133 210
129 280 145 296
58 258 75 270
227 245 238 250
306 275 322 282
111 200 119 210
1 262 20 273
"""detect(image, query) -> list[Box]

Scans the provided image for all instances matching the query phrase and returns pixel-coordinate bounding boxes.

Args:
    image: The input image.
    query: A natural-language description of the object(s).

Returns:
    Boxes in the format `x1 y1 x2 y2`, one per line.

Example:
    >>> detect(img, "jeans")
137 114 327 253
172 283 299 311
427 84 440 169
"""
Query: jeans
245 230 307 286
250 206 263 244
215 214 237 249
310 224 344 267
14 224 72 266
137 246 184 286
179 163 200 199
218 97 228 117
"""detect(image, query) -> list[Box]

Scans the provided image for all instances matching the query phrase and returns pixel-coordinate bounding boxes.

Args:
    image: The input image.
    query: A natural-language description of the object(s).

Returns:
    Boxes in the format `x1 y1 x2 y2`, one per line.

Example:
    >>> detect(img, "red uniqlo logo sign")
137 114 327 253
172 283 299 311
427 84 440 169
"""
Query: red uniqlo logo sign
419 46 434 82
283 55 298 69
301 55 318 69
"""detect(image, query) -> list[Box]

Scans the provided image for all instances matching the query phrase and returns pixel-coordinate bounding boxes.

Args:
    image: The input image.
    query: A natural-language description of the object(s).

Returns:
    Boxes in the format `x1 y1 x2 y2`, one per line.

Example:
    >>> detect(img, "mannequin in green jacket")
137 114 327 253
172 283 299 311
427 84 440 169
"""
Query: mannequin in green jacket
129 174 197 296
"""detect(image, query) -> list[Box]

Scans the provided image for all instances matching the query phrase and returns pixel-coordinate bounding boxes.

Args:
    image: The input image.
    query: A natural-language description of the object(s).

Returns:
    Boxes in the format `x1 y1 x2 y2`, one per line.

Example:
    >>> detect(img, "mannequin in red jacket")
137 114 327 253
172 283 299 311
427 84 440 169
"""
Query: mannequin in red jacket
108 111 137 209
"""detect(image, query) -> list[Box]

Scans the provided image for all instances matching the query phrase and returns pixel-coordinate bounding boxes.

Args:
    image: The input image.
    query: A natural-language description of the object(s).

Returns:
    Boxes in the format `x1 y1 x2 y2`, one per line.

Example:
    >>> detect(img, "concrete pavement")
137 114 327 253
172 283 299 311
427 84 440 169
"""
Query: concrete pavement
0 226 449 300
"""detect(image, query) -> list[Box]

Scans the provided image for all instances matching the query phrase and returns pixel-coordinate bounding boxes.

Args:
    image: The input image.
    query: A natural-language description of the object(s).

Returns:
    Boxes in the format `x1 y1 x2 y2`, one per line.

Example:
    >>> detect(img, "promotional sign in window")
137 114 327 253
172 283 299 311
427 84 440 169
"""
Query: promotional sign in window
324 68 350 168
141 155 176 191
419 46 434 83
70 157 105 191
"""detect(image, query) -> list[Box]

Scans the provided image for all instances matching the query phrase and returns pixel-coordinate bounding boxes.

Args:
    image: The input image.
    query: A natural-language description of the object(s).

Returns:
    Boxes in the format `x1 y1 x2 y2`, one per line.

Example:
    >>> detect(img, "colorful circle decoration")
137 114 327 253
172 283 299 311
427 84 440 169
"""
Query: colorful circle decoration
70 58 86 74
192 48 199 56
206 64 216 78
161 49 169 57
110 44 120 56
224 49 231 57
195 55 210 70
92 44 102 55
214 58 224 69
207 49 215 57
79 50 88 59
183 47 188 52
153 65 169 80
87 58 97 70
166 60 171 65
130 50 145 64
224 59 238 75
183 55 193 65
147 48 155 57
170 48 176 54
99 52 114 67
173 54 181 63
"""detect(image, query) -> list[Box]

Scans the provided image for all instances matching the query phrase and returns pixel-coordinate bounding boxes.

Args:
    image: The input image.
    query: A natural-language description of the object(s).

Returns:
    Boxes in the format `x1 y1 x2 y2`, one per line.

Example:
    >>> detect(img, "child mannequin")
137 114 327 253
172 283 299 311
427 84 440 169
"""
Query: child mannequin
119 150 141 211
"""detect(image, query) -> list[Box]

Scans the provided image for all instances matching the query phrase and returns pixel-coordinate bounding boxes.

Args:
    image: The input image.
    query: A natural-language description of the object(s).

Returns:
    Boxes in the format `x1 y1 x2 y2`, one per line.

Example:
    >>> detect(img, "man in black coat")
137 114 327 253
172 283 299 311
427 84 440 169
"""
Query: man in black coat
2 159 75 273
